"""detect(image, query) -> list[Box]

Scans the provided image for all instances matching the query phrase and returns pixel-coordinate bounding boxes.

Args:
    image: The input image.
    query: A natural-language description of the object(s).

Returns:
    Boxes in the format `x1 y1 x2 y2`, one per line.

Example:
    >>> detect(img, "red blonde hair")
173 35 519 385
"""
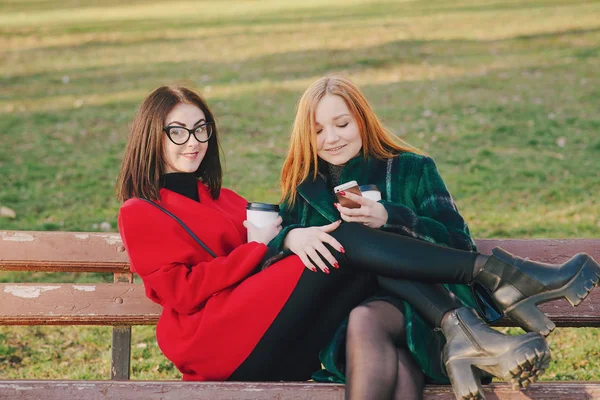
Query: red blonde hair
280 75 420 205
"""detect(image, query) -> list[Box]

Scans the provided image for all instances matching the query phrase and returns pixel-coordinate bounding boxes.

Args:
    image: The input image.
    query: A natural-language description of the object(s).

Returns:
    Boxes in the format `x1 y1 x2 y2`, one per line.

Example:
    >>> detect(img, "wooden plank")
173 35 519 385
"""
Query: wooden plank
0 234 599 327
501 289 600 328
476 239 600 264
1 231 598 273
0 287 599 327
0 381 599 399
0 283 160 325
0 231 128 272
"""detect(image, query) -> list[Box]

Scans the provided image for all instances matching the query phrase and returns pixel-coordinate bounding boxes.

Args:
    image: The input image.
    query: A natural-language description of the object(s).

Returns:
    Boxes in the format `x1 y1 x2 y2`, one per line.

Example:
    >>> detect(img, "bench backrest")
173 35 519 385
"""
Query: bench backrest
1 231 599 379
1 231 600 327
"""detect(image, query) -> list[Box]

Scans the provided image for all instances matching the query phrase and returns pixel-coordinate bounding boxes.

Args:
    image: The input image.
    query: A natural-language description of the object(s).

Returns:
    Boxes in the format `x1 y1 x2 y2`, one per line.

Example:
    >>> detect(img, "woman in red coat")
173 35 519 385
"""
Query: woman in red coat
116 86 598 390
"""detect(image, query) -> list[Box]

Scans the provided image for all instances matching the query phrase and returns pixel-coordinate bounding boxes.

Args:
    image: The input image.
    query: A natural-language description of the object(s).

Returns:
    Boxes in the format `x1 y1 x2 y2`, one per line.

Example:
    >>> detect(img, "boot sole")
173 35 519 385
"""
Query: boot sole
445 334 551 400
504 254 600 336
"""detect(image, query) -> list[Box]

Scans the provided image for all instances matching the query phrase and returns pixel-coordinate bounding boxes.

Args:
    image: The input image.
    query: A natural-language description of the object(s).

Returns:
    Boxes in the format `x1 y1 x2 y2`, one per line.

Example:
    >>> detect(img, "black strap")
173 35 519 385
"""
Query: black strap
139 198 218 258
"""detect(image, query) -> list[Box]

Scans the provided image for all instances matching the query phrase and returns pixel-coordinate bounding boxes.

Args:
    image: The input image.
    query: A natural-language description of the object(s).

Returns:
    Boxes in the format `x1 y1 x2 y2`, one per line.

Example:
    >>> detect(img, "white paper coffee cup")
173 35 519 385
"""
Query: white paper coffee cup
359 185 381 201
246 202 280 242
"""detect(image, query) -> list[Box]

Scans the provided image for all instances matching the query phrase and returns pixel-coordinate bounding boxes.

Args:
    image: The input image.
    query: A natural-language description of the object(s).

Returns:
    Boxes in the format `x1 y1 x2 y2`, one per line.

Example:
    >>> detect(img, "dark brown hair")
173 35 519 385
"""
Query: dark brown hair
116 86 222 202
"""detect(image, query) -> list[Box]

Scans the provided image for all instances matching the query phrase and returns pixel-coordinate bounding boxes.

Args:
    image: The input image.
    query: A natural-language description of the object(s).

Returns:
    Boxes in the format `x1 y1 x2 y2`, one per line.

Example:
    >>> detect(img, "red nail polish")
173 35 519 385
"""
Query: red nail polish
333 262 339 269
323 267 330 274
310 266 317 272
334 203 338 208
339 191 346 196
339 247 345 253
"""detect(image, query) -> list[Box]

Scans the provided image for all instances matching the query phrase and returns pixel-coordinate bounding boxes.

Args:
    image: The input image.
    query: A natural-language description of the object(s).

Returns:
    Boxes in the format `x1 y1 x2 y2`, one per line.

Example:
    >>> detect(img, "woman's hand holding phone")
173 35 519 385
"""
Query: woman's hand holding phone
282 221 344 273
334 181 362 208
335 191 388 229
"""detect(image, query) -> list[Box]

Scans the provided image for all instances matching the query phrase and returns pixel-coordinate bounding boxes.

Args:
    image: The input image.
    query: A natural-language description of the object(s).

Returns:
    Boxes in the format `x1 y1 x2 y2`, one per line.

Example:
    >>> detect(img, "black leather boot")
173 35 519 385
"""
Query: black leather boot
474 248 600 336
442 307 550 400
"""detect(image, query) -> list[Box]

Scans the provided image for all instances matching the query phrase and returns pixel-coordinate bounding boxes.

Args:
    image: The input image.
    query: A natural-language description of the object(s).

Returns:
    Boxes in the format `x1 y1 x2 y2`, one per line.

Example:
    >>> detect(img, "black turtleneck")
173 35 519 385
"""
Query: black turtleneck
160 173 200 202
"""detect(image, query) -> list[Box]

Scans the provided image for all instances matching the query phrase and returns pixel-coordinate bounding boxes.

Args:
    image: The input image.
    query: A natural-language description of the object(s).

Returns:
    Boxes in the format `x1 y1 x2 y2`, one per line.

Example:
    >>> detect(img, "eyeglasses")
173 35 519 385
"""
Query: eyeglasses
163 123 213 145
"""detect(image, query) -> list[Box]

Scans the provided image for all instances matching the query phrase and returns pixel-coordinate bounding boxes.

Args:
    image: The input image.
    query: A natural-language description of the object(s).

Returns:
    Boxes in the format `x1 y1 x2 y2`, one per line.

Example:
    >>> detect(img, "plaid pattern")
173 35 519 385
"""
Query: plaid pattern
379 154 476 251
268 152 478 383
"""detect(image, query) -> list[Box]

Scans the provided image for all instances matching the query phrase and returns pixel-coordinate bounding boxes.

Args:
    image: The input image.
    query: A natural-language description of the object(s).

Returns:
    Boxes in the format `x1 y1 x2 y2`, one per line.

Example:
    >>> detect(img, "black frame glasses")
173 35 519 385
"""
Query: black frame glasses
163 123 214 145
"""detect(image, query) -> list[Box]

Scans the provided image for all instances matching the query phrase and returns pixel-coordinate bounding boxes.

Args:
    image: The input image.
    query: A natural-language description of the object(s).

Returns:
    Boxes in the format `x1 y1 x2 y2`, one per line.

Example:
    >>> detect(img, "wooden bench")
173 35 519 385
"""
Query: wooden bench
0 230 599 399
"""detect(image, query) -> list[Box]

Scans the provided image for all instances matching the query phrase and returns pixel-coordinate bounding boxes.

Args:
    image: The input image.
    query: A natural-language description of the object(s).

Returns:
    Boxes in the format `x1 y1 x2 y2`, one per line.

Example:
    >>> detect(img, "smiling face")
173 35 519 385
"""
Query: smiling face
315 94 362 166
162 102 208 173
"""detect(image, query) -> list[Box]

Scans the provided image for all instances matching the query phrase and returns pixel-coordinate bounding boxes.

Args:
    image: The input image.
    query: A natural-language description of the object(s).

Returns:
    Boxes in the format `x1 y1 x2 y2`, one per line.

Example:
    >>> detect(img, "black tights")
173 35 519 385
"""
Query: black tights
229 267 377 381
346 301 425 400
345 282 463 399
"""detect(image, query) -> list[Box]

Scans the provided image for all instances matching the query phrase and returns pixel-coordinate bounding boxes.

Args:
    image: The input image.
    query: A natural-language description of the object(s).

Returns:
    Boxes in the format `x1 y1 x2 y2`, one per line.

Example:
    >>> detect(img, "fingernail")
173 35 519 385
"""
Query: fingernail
323 267 330 274
333 203 338 208
339 191 346 196
339 247 345 253
336 220 342 223
333 262 339 269
310 266 317 272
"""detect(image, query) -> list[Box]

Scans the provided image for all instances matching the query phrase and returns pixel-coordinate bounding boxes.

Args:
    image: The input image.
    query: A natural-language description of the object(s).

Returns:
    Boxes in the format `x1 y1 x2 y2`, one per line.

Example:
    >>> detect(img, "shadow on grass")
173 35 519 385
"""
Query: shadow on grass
4 25 600 104
0 0 153 13
2 0 595 39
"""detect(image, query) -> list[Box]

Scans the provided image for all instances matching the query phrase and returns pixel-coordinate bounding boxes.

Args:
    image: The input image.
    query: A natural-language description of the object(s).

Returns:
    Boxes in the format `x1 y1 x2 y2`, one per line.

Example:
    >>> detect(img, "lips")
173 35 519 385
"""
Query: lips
181 152 199 159
326 144 346 152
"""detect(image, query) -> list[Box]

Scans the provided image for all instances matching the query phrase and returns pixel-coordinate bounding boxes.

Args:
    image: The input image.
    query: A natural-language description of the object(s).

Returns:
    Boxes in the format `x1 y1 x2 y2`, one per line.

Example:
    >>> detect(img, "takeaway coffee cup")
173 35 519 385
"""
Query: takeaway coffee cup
246 202 280 242
359 185 381 201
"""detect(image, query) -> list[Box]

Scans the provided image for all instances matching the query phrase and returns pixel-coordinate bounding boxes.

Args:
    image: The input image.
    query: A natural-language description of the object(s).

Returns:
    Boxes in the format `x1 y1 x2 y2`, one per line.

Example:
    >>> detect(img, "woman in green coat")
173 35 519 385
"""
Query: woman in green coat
265 75 600 400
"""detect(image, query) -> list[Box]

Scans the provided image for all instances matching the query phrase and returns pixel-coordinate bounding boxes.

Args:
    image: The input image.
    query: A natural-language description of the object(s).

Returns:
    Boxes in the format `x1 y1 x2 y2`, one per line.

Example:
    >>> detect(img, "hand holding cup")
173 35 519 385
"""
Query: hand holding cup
245 202 281 244
243 216 282 245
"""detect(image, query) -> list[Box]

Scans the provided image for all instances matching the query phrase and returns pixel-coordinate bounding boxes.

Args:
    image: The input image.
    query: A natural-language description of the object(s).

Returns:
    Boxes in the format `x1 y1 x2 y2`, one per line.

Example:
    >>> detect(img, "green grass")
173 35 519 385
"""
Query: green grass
1 0 599 381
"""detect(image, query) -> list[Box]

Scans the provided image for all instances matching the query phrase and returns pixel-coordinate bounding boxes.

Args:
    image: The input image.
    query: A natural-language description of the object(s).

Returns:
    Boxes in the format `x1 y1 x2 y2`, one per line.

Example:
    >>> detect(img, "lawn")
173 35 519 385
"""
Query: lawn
1 0 599 381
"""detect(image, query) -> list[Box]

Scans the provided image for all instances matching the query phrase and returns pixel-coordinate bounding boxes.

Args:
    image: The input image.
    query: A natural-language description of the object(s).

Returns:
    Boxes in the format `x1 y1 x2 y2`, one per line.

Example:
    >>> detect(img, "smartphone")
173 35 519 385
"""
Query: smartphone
334 180 362 209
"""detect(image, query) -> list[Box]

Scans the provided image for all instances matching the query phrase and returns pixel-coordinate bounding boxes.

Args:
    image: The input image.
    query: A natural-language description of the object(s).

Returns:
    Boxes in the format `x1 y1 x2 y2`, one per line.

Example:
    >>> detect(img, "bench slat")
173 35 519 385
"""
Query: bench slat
500 289 600 328
476 238 600 263
1 234 599 326
0 381 599 399
1 232 599 273
0 231 128 272
0 283 599 327
0 283 160 325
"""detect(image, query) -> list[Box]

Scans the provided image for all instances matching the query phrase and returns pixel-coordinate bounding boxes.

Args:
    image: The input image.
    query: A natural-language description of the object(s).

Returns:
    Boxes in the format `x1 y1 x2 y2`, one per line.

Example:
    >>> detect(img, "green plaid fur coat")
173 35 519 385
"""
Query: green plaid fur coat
267 151 479 383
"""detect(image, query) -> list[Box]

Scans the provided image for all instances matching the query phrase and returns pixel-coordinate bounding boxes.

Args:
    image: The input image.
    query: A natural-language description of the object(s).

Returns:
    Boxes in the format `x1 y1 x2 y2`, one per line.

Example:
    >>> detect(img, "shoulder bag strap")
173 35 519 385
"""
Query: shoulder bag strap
139 198 218 259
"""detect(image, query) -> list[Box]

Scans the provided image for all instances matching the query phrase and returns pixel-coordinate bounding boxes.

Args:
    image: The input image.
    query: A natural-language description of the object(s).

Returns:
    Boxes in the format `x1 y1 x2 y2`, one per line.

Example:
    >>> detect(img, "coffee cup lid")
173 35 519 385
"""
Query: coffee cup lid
359 184 379 192
246 202 280 212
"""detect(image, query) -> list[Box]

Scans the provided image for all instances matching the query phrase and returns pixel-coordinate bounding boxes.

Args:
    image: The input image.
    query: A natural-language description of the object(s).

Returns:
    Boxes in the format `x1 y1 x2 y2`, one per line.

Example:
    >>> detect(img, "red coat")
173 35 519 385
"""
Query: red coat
118 182 305 380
